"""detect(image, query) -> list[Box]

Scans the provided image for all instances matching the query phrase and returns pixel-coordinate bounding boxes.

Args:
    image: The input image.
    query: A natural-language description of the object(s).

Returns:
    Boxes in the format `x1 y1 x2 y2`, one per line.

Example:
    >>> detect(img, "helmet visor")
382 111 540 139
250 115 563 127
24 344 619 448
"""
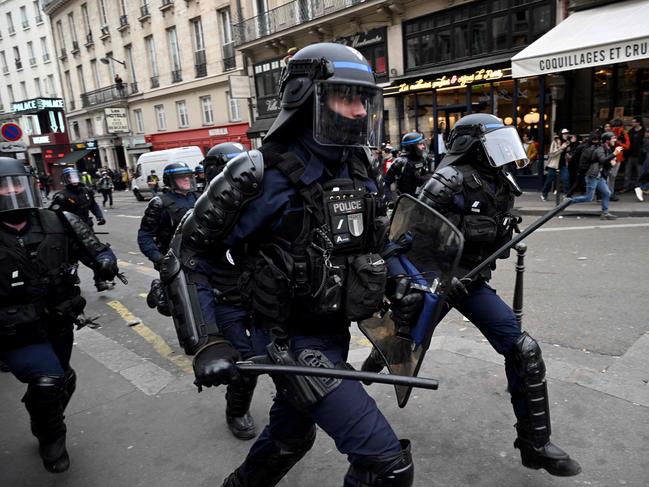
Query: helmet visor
169 173 196 192
0 175 42 212
314 81 383 147
480 127 530 169
63 169 81 185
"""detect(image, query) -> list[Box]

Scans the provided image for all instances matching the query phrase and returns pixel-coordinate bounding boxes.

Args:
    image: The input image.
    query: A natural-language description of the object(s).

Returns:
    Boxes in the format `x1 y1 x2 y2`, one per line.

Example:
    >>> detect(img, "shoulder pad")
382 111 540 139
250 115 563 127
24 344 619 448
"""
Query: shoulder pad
141 196 165 230
37 208 66 233
182 150 264 251
419 166 463 210
63 211 109 255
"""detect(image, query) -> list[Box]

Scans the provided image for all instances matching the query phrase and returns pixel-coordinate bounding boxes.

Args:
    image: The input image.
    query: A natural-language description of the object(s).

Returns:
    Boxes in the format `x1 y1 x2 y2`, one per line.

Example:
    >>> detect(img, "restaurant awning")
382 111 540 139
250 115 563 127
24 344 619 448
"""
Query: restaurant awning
54 149 94 165
511 0 649 78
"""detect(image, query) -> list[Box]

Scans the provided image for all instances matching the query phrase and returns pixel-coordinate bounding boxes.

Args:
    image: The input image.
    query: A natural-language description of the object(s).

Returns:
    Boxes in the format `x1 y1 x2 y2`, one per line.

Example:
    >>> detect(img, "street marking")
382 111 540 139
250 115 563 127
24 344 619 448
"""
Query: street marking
106 300 193 374
115 214 142 219
537 223 649 233
117 259 157 277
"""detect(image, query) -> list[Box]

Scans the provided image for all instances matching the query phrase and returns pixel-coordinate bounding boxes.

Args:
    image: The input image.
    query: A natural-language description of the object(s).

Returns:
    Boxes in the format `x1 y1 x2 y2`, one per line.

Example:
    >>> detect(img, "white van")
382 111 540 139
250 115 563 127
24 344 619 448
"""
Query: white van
131 146 204 200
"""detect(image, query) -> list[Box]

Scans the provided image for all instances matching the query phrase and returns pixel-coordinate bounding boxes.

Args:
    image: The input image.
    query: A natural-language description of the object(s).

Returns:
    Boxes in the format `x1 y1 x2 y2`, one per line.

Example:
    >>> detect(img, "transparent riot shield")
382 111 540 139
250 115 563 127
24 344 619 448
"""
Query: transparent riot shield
358 194 464 407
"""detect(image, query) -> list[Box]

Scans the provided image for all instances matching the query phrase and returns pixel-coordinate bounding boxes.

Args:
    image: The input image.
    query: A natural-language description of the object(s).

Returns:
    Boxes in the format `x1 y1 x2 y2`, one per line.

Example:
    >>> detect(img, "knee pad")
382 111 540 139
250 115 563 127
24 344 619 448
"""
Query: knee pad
346 439 414 487
22 375 67 440
23 374 66 405
511 332 546 379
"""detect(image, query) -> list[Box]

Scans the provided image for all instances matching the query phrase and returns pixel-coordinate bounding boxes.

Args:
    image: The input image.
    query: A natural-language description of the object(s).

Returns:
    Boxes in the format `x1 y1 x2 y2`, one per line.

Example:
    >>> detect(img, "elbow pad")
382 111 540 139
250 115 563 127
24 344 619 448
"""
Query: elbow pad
181 150 264 252
63 211 109 256
419 166 463 210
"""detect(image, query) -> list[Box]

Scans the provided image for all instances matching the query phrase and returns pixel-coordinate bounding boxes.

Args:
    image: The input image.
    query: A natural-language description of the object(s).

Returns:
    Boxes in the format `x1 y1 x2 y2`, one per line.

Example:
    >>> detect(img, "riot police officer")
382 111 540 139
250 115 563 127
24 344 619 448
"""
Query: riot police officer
367 113 581 477
0 157 119 473
167 43 417 486
201 142 246 182
50 167 111 291
194 164 206 193
384 132 431 199
137 162 199 268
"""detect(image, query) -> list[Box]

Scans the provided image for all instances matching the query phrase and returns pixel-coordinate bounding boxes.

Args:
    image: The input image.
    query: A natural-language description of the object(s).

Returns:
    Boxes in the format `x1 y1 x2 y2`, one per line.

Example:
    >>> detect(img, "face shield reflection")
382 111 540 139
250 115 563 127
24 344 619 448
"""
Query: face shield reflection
314 82 383 147
0 175 42 212
481 127 530 168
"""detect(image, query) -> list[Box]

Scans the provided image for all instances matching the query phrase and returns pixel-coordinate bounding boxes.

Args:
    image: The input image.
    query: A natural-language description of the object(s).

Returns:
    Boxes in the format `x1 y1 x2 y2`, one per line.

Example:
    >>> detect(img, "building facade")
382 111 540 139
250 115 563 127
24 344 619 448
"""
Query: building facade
42 0 251 174
0 0 67 176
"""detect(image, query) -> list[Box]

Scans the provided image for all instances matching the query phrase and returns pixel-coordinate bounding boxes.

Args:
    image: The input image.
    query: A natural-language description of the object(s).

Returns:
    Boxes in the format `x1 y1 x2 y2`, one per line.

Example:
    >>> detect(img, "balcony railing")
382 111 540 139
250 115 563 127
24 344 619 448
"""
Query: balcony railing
80 82 133 108
15 59 23 69
22 20 30 29
35 15 43 24
2 66 9 74
171 69 182 83
59 48 67 60
29 57 36 66
43 53 50 62
118 15 129 30
8 26 15 35
150 76 159 88
139 4 151 19
85 32 94 46
71 40 79 53
233 0 365 46
222 42 235 71
100 25 110 37
160 0 174 10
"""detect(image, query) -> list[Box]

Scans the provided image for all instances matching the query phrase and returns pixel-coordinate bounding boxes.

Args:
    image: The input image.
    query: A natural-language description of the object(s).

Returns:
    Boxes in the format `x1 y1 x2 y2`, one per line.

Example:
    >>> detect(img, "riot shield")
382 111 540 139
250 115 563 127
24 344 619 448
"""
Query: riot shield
358 194 463 407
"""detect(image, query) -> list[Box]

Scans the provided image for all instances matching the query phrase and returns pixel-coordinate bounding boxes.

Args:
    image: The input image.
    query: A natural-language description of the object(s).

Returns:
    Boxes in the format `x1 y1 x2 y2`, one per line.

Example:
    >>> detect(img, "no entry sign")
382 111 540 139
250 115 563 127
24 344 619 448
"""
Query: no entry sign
1 123 23 142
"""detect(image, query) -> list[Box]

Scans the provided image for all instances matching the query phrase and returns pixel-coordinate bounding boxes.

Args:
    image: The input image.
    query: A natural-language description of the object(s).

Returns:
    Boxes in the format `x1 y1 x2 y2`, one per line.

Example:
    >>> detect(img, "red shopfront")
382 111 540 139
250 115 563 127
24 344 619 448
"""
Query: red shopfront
145 123 251 154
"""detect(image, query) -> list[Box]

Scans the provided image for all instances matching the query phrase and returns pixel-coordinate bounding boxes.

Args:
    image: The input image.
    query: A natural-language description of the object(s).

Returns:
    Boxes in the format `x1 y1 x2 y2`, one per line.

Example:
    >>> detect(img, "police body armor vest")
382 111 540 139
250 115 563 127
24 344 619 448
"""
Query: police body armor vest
0 210 81 349
395 156 426 195
156 192 195 254
242 144 387 327
56 187 95 223
455 164 516 278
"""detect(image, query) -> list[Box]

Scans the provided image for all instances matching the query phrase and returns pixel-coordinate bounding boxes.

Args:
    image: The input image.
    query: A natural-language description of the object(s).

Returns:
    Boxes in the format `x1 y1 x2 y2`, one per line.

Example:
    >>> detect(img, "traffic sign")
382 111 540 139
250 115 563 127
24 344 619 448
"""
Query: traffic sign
1 123 23 142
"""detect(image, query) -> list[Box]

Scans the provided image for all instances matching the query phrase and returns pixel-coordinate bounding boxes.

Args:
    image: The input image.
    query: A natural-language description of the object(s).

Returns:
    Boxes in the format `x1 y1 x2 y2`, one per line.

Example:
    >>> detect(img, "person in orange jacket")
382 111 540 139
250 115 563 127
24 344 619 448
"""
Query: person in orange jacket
608 119 630 200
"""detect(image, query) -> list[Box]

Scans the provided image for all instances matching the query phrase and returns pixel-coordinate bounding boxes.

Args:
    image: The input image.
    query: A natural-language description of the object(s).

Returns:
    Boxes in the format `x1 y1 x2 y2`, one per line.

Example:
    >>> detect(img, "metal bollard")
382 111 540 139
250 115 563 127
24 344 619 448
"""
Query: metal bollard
512 242 527 328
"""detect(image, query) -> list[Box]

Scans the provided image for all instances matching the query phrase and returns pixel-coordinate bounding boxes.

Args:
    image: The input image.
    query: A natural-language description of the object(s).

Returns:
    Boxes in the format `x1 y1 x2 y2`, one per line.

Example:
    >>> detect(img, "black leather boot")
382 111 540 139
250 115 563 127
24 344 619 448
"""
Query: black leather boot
514 422 581 477
225 376 257 440
23 376 70 473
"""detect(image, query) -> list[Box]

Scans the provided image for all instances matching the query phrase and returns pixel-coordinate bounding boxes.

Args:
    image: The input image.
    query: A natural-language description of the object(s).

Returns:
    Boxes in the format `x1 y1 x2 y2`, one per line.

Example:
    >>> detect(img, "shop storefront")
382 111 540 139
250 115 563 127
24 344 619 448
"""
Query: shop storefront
29 132 71 187
145 122 251 154
337 27 389 83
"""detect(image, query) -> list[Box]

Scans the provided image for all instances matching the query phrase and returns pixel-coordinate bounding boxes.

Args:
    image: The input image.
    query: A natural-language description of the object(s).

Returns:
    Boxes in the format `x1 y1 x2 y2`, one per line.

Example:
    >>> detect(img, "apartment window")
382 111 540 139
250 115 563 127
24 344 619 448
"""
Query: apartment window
200 95 213 125
0 51 7 74
81 4 91 40
176 100 189 127
20 6 28 29
404 0 554 70
27 41 36 66
167 27 182 82
227 91 241 122
40 36 50 62
34 77 42 97
88 59 100 89
125 45 137 91
105 51 116 79
85 118 93 136
56 21 66 55
33 1 42 23
13 46 22 70
68 13 78 47
47 74 55 96
7 85 15 103
145 36 159 87
77 65 87 94
191 18 206 77
98 0 108 26
133 108 144 133
64 70 74 110
20 81 28 99
154 104 166 130
6 13 15 35
219 8 235 71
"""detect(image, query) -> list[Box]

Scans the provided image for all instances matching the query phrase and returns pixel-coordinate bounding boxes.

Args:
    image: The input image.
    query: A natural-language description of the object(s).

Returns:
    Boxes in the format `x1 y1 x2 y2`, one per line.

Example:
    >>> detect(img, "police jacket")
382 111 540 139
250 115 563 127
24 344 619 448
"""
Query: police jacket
424 163 520 281
0 209 116 351
137 190 198 264
50 185 103 225
186 133 388 336
384 154 429 196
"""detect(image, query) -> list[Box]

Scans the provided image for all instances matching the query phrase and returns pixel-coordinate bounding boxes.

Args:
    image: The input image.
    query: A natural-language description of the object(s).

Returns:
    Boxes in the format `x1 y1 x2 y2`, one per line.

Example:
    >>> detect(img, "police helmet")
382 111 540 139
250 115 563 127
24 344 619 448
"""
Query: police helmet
202 142 245 183
442 113 529 169
0 157 42 214
264 42 383 147
401 132 426 158
61 167 81 186
163 162 196 191
194 164 204 175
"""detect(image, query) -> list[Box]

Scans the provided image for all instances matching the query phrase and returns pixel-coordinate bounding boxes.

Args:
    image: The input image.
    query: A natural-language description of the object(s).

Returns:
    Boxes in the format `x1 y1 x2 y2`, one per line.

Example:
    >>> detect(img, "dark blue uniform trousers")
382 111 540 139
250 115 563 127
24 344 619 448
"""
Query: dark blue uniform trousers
240 328 402 484
442 281 527 419
0 330 73 382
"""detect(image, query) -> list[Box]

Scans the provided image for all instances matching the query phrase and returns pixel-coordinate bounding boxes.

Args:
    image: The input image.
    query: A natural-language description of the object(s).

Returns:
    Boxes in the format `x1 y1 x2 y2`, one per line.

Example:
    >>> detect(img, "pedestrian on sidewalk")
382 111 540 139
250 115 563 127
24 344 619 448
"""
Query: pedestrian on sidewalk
633 132 649 201
624 116 645 193
0 157 120 473
98 170 114 207
570 132 622 219
608 119 630 200
540 129 571 201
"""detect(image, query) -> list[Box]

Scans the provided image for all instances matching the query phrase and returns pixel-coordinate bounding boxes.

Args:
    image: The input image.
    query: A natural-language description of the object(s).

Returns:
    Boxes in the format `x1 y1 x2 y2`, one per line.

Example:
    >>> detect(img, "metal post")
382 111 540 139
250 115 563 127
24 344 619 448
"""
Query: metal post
512 242 527 328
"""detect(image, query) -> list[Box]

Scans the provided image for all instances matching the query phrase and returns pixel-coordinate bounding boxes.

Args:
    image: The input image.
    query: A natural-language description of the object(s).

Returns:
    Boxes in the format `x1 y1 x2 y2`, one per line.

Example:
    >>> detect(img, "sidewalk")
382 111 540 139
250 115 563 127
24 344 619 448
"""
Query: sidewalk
516 190 649 217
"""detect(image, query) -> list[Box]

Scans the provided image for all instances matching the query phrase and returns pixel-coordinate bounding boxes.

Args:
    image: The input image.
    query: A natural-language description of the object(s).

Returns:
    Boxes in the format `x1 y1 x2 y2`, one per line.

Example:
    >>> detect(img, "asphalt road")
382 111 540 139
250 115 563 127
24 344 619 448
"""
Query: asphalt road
1 190 648 486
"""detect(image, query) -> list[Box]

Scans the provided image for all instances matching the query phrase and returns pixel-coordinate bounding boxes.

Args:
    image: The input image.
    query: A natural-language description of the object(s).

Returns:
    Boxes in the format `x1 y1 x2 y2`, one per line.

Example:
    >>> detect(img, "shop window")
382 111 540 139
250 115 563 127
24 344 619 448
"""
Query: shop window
358 43 388 80
416 93 434 139
471 83 492 114
593 68 613 125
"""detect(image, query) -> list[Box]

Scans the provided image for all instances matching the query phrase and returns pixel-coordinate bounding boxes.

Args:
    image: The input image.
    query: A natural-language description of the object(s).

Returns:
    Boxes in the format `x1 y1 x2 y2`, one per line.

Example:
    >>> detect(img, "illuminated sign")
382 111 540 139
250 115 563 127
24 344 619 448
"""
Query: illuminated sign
32 135 52 144
11 98 65 114
396 68 511 93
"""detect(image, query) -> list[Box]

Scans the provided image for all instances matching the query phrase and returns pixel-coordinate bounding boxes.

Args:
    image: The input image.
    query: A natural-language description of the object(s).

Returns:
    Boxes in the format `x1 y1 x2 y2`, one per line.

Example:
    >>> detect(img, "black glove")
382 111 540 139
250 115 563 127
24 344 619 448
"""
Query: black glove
389 278 424 330
146 279 171 316
97 259 118 281
97 218 106 226
193 340 241 390
152 255 164 271
447 277 469 307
